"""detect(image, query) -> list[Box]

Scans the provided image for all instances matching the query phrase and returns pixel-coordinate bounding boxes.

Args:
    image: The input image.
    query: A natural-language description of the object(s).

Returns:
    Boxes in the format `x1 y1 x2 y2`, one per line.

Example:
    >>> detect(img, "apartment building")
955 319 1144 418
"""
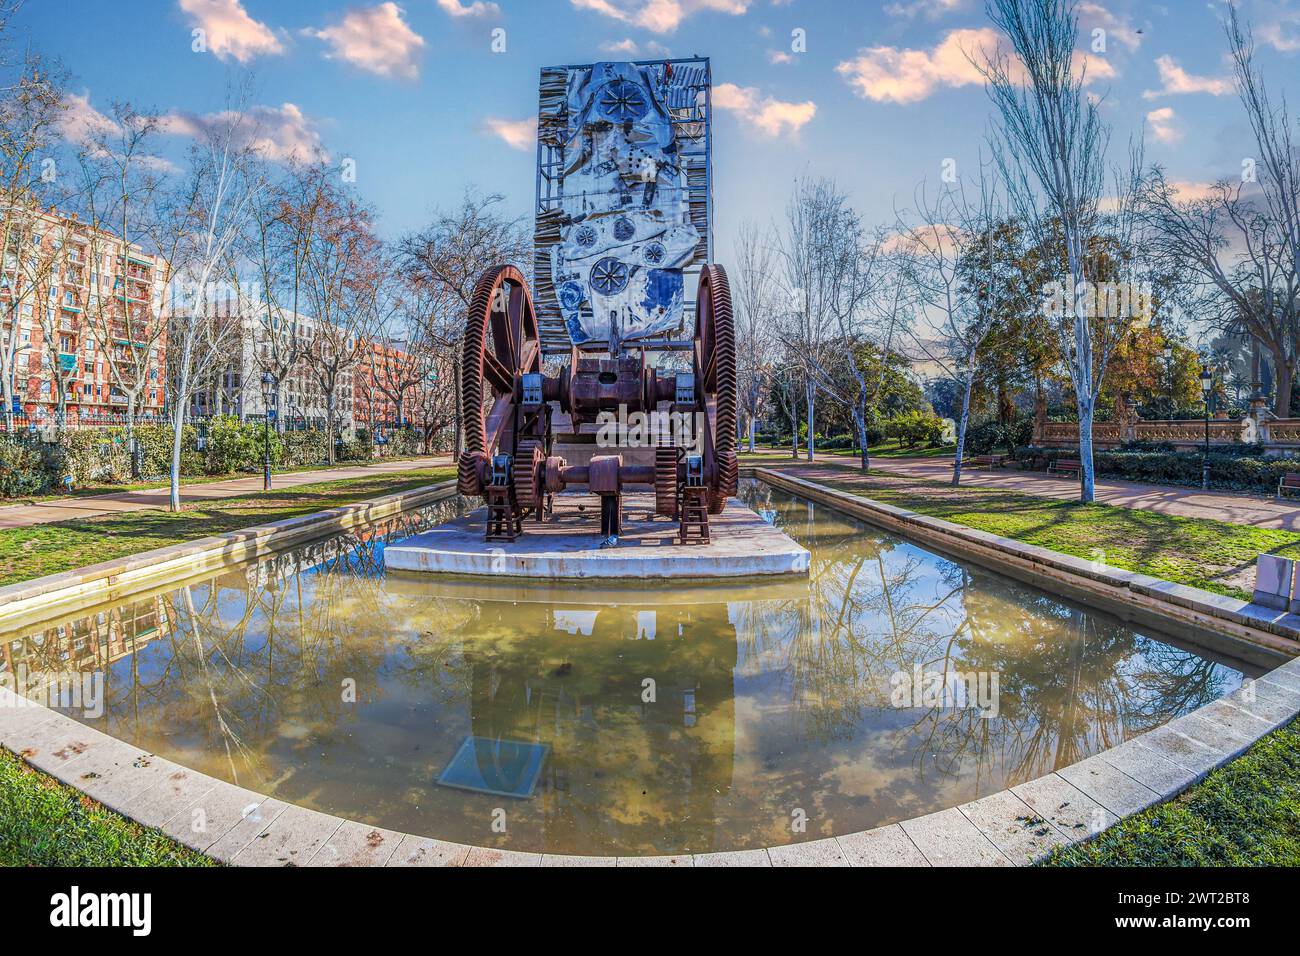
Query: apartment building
189 305 356 431
2 205 167 426
354 338 422 429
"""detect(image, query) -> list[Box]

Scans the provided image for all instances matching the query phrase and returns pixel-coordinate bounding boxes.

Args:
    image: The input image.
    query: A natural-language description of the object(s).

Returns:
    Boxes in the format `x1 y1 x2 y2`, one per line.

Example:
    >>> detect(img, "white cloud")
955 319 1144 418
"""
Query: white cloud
1076 1 1142 53
482 116 537 151
884 0 966 20
1257 2 1300 52
570 0 750 34
1142 55 1232 99
835 27 1114 105
162 102 329 163
1146 106 1181 144
436 0 500 17
178 0 283 63
598 37 670 56
767 50 794 65
59 93 119 146
306 3 424 80
713 82 815 138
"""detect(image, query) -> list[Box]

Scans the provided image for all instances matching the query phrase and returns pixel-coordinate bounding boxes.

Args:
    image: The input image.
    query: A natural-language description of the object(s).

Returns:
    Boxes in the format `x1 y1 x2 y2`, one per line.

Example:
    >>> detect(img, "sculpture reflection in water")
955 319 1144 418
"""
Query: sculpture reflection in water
0 483 1255 856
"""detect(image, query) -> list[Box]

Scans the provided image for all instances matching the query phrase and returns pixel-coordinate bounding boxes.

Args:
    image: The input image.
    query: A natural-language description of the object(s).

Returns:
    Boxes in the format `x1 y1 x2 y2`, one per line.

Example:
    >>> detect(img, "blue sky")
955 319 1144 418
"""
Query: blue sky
17 0 1300 263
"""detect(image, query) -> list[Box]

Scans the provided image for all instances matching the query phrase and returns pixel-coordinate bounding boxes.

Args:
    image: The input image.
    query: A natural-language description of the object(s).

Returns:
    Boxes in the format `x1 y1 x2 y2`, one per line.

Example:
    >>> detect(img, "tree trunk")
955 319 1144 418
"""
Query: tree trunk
1078 398 1097 504
1275 353 1294 418
168 371 189 512
804 378 816 462
747 417 756 453
952 373 975 487
125 392 137 447
325 388 336 465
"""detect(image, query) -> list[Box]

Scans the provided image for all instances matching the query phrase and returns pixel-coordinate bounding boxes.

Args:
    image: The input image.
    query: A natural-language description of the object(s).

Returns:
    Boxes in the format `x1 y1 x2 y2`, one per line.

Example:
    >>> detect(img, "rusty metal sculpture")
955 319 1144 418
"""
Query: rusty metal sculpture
456 263 737 540
458 58 735 542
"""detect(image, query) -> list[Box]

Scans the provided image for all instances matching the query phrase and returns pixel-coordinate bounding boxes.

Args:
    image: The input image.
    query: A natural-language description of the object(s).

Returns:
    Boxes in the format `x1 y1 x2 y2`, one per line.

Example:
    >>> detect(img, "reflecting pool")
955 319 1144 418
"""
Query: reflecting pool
0 483 1255 855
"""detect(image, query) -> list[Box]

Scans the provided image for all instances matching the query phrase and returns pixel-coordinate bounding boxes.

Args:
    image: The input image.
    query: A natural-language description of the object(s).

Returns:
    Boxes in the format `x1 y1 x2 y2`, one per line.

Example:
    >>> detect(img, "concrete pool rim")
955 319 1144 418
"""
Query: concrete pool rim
2 470 1299 866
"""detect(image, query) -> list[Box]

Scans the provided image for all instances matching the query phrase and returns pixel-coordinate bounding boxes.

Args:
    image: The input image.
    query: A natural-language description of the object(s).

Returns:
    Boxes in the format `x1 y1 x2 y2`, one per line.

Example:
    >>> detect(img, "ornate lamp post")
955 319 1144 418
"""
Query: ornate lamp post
261 371 275 491
1200 361 1214 491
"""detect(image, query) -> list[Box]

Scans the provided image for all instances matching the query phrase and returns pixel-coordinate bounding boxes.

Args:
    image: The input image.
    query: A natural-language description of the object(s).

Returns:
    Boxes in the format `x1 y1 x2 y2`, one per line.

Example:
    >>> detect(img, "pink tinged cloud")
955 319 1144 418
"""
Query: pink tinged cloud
59 93 119 146
436 0 501 16
835 27 1114 105
483 116 538 151
307 3 425 80
570 0 751 34
1142 55 1232 99
713 82 815 138
1146 106 1181 144
162 102 329 163
178 0 283 63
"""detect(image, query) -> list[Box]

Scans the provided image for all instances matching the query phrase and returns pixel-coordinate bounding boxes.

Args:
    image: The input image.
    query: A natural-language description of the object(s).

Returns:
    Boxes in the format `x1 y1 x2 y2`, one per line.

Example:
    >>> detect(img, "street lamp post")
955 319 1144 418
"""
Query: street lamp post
1200 361 1213 491
261 371 275 491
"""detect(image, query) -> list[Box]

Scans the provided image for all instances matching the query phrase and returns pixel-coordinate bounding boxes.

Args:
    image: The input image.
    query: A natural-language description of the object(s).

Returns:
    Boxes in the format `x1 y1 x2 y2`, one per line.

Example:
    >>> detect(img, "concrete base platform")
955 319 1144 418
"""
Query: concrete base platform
384 493 810 580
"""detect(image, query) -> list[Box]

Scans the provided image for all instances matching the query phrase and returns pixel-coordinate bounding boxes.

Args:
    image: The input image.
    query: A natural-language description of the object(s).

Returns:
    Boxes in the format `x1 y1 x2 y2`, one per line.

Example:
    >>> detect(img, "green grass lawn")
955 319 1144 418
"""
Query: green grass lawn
1044 719 1300 866
0 465 455 589
763 461 1297 600
0 454 436 507
0 749 215 866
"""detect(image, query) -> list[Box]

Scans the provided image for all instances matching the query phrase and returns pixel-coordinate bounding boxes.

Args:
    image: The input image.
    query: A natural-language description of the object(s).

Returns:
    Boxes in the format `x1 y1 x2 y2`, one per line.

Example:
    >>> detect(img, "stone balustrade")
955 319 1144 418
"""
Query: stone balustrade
1035 412 1300 453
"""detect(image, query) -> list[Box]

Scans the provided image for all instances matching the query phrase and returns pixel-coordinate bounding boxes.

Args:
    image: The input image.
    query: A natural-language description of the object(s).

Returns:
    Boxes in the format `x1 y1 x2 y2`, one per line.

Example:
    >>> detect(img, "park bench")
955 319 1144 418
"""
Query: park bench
1278 472 1300 499
971 454 1006 469
1048 458 1082 480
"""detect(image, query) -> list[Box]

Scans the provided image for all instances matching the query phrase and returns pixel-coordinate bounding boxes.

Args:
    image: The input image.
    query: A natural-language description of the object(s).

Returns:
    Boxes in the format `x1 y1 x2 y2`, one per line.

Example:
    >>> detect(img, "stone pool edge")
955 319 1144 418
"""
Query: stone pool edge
0 480 461 632
1 469 1298 867
2 658 1298 867
752 467 1300 666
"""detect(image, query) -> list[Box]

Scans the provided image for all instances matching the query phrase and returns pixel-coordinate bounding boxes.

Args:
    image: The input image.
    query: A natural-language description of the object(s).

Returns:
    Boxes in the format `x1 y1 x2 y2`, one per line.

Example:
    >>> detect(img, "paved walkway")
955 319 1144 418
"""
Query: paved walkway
0 456 451 530
747 451 1300 531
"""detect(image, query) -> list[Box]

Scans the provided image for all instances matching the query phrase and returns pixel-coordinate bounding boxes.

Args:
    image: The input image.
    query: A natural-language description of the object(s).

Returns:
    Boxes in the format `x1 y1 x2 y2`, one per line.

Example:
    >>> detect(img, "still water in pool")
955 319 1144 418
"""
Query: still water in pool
0 484 1251 855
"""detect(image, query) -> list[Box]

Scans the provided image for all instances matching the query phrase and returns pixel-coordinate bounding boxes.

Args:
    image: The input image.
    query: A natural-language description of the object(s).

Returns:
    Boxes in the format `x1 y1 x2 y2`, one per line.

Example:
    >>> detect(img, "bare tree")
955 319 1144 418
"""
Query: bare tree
898 165 1010 485
399 190 527 454
775 176 846 461
777 176 895 469
74 104 170 445
1143 8 1300 417
158 100 259 510
733 220 778 452
246 160 336 422
365 273 434 430
0 47 66 429
300 187 384 462
979 0 1146 502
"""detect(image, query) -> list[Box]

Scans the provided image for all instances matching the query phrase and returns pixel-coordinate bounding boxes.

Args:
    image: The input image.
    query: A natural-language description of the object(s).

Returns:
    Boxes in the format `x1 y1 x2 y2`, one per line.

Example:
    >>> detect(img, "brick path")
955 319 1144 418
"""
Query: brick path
0 456 452 529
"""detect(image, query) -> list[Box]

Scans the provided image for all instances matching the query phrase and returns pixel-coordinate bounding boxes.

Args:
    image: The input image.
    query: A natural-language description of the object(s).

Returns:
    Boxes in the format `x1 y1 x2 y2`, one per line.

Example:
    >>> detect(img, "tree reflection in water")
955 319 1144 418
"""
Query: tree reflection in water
0 485 1249 855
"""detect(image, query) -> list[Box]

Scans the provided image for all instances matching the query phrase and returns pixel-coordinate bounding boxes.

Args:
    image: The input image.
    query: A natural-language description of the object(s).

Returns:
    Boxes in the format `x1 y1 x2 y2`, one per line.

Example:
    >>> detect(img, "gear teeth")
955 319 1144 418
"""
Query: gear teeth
654 444 679 518
461 264 513 457
696 265 738 515
513 438 543 513
458 450 485 496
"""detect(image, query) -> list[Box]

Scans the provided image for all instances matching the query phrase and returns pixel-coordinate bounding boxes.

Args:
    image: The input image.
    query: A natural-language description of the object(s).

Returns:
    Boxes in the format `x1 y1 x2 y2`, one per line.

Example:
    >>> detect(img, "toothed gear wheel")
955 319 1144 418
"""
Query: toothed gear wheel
695 265 738 515
513 438 544 513
655 445 679 518
458 450 486 497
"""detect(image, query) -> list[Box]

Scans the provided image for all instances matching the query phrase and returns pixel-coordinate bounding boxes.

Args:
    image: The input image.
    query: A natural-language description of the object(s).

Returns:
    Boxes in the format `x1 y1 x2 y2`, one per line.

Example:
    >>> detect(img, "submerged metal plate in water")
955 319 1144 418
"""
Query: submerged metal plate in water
437 736 550 799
